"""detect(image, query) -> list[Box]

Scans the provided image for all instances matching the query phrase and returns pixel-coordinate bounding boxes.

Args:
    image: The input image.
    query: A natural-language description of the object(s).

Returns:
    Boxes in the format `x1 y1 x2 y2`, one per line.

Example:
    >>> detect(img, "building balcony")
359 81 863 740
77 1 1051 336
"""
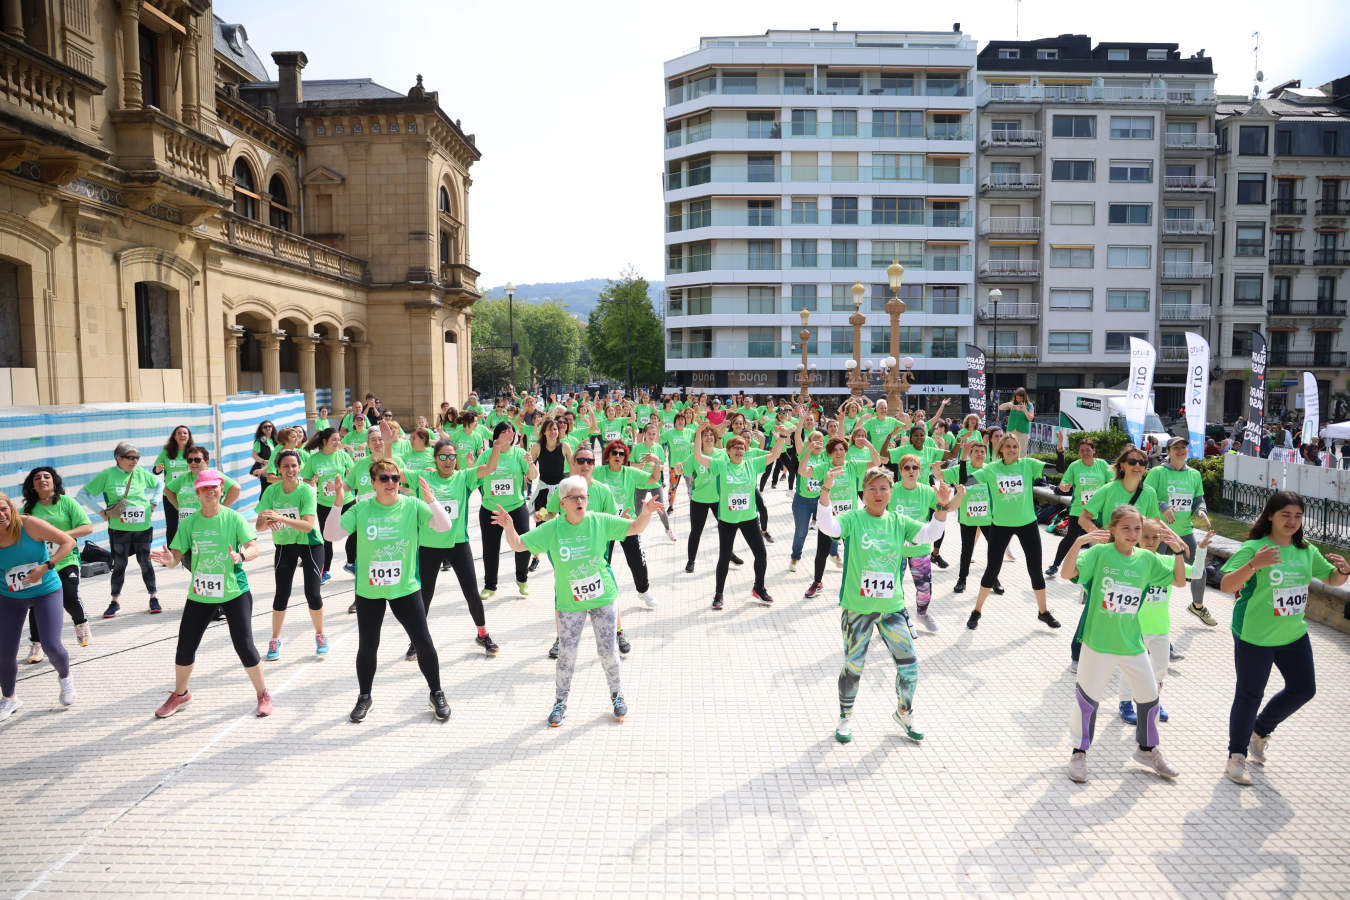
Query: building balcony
1313 249 1350 267
987 345 1039 363
1267 299 1347 316
976 302 1040 321
1268 351 1347 368
1269 249 1306 266
1159 304 1212 321
979 130 1042 151
666 209 973 232
666 252 973 275
1160 261 1213 280
1162 174 1216 192
1158 347 1190 363
1315 198 1350 217
977 83 1216 107
216 213 369 282
978 259 1040 279
0 34 110 181
108 108 229 222
1161 218 1214 238
1163 132 1218 152
665 164 972 191
1271 198 1307 216
666 121 975 147
979 216 1041 235
979 173 1041 195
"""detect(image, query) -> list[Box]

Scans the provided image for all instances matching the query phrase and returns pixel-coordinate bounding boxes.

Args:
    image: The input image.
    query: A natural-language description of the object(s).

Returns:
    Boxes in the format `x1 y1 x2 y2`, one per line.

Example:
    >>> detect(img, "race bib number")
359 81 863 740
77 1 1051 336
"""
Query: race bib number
321 480 337 497
1167 489 1190 512
604 431 620 442
45 541 60 558
349 445 367 459
274 507 300 521
1272 584 1308 617
441 500 461 521
5 564 39 592
1143 585 1168 604
180 505 196 518
120 506 147 524
1079 488 1097 508
727 493 751 512
831 501 853 517
859 570 895 599
192 572 224 598
964 500 989 519
368 560 403 587
806 478 822 494
995 475 1024 496
1101 584 1143 615
569 570 605 603
490 478 514 497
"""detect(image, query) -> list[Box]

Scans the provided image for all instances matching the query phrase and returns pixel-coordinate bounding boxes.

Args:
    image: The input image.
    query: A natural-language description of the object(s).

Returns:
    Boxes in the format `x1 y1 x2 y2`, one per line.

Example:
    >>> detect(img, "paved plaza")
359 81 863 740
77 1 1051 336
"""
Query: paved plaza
4 485 1349 898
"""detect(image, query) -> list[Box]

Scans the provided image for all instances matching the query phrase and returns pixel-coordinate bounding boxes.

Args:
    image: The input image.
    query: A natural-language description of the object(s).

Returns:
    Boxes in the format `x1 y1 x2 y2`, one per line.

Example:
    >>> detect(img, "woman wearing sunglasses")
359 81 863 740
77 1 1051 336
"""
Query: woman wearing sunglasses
166 448 241 522
256 449 325 660
338 426 399 602
594 440 661 610
888 453 949 634
78 443 162 618
324 459 456 723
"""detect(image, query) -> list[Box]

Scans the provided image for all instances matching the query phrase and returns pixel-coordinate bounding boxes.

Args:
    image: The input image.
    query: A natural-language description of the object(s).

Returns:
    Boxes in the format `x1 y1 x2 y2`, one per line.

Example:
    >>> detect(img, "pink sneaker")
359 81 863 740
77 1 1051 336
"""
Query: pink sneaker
256 691 273 717
154 690 191 718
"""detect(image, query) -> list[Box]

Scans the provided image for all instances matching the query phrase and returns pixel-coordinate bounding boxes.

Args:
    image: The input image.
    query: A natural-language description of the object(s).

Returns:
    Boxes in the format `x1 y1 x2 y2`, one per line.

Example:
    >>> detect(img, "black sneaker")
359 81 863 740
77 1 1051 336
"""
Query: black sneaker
1037 611 1062 629
1044 564 1059 577
752 587 774 606
992 582 1005 596
405 642 418 661
548 638 560 659
616 629 631 655
430 690 451 721
528 556 540 573
730 554 745 566
711 594 724 610
953 579 966 593
350 693 372 723
761 532 774 544
931 555 949 570
966 609 982 630
148 597 163 614
476 633 500 655
805 581 823 599
348 601 357 614
684 561 696 574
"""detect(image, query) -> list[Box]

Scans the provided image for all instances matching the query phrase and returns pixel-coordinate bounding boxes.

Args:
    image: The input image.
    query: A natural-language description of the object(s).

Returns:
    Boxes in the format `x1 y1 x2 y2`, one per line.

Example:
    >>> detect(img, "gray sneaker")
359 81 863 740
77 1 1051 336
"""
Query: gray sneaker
0 696 21 723
892 708 924 742
611 693 627 720
1225 753 1253 785
1068 752 1088 783
917 610 939 633
1249 732 1268 765
547 701 567 727
1132 747 1179 779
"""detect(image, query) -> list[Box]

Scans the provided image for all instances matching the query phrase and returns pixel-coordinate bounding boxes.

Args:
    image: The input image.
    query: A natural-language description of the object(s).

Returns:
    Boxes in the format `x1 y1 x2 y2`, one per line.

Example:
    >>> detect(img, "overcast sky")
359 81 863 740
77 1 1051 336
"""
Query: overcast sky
223 0 1348 287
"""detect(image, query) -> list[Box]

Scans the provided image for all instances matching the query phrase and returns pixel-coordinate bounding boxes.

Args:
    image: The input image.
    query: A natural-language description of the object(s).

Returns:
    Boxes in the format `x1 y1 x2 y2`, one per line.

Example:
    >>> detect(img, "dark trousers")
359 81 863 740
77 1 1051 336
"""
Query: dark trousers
957 523 981 582
812 530 835 583
1229 633 1316 756
272 544 324 611
479 503 530 589
28 566 85 642
755 490 769 532
175 592 260 667
109 528 156 597
605 535 650 593
686 499 718 564
979 522 1045 591
164 501 180 548
418 543 484 626
715 518 767 594
316 503 349 573
355 591 441 695
1052 518 1088 568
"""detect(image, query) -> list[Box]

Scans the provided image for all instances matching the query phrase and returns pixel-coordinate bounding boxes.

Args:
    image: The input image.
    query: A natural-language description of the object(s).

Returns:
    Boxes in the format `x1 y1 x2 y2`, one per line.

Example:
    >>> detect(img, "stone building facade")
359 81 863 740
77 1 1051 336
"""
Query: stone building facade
0 0 480 421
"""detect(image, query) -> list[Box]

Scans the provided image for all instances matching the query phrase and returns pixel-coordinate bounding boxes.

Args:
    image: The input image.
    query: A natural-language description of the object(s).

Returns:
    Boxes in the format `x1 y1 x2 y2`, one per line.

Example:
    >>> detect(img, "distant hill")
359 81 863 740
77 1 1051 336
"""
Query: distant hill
482 279 665 321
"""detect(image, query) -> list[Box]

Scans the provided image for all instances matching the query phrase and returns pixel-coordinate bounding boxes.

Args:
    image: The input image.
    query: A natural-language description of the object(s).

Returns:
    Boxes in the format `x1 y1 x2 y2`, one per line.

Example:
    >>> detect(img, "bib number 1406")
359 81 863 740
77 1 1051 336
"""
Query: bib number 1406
1272 584 1308 617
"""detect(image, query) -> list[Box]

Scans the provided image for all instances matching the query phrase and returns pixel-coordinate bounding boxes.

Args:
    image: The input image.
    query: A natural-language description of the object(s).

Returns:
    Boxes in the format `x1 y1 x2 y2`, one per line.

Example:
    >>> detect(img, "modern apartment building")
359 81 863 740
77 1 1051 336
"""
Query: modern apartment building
662 28 977 400
974 35 1217 415
1213 77 1350 423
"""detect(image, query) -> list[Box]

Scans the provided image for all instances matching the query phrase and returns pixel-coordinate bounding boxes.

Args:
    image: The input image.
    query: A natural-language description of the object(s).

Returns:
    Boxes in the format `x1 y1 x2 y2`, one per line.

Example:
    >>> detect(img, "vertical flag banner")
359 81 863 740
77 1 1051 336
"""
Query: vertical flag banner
1240 333 1267 456
1184 332 1210 459
1301 371 1319 447
965 344 987 427
1124 337 1157 448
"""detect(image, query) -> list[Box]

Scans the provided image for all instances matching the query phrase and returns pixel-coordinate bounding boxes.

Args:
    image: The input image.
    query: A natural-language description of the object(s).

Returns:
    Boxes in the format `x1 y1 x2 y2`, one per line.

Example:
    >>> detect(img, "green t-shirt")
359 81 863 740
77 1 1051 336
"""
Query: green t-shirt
478 446 530 512
942 462 992 527
521 512 632 611
686 449 726 504
397 445 435 476
447 426 489 464
257 481 320 546
836 508 924 615
632 442 666 474
972 457 1045 527
339 495 434 599
888 482 937 556
169 471 240 519
301 448 353 507
1006 404 1033 433
661 427 694 467
27 496 90 570
1083 480 1160 527
170 507 256 604
1072 542 1175 655
845 444 873 467
598 417 631 444
153 448 192 486
796 452 828 499
634 404 654 423
711 451 768 523
1062 458 1114 517
888 443 944 472
314 417 331 432
863 416 903 449
420 468 479 548
340 428 371 461
816 458 867 517
1137 548 1204 636
545 480 618 516
343 457 386 502
1223 539 1333 646
84 466 159 533
1144 464 1204 536
594 464 654 517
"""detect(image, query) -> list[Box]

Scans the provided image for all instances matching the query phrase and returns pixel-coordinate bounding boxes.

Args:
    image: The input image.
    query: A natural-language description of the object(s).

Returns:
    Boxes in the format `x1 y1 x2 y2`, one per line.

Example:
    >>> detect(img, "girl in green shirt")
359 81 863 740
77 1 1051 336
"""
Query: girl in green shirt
1048 436 1114 576
790 426 830 571
153 425 195 548
301 428 353 580
256 450 324 661
889 452 944 633
804 438 870 598
20 466 94 656
632 423 675 540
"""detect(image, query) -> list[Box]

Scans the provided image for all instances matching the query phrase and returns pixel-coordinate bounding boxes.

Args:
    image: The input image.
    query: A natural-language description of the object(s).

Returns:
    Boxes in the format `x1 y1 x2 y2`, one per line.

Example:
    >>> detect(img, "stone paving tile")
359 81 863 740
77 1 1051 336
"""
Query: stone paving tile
3 483 1349 898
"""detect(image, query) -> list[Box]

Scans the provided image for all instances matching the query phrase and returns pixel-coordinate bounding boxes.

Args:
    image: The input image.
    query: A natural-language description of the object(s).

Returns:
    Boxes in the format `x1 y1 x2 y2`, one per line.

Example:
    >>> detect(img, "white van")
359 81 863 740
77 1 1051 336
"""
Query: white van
1057 389 1170 447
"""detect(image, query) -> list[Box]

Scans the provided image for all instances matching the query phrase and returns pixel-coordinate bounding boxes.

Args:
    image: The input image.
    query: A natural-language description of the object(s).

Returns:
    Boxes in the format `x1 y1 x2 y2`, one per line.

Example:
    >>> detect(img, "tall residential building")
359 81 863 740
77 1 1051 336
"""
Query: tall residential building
1213 77 1350 424
974 34 1217 415
662 28 977 401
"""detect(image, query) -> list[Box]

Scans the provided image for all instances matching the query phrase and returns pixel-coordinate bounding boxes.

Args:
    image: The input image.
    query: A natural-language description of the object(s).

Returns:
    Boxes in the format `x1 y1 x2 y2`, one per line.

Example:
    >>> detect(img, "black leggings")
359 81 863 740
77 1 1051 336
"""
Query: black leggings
479 503 531 589
175 592 260 667
715 518 767 594
355 591 441 694
418 543 484 626
316 503 349 573
28 566 85 643
812 530 835 583
1052 518 1088 568
605 535 650 593
957 523 981 581
687 499 718 564
272 544 324 611
110 528 156 597
164 501 180 548
979 522 1046 591
755 490 769 532
761 449 797 490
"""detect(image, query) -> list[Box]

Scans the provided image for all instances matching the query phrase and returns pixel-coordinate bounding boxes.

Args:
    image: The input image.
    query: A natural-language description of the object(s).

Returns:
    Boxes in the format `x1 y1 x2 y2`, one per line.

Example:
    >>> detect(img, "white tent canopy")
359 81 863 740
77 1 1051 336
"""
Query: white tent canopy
1321 421 1350 440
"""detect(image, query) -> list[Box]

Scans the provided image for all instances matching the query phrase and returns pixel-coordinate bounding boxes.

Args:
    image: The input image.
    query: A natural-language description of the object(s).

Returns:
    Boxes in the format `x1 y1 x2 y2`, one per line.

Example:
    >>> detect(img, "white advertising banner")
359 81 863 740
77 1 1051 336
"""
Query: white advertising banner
1124 337 1157 448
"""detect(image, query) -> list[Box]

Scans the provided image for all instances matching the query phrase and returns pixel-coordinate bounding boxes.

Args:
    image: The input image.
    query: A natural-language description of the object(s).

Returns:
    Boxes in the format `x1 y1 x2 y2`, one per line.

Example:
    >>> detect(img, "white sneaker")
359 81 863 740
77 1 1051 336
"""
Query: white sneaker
917 611 939 633
0 696 21 722
1225 753 1253 785
1068 752 1088 783
59 676 76 707
639 592 657 609
75 622 92 647
1132 746 1179 779
788 559 797 573
892 708 924 742
1248 732 1268 765
834 715 852 743
25 642 42 664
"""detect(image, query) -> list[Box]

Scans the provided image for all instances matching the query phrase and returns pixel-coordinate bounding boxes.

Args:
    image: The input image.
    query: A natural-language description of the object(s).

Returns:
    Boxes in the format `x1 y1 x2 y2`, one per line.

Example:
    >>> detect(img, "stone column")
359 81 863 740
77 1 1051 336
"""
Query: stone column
224 328 241 396
352 341 370 401
325 338 347 412
3 0 24 39
258 332 282 396
120 1 142 109
297 335 317 424
180 20 200 127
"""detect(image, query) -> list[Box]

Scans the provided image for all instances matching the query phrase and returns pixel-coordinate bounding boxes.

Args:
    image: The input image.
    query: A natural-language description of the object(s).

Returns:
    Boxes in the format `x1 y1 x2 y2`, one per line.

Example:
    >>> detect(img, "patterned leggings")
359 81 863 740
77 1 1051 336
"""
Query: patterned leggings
902 554 933 614
556 603 621 704
838 609 918 717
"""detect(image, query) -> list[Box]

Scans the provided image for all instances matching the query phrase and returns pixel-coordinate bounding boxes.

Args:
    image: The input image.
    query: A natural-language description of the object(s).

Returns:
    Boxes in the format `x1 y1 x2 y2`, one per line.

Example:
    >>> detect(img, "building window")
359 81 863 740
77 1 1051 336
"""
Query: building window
746 199 772 226
790 109 816 136
1231 328 1257 356
1105 331 1148 352
747 154 775 183
747 240 776 270
1050 202 1094 225
831 284 854 311
872 153 924 181
1049 289 1092 309
687 156 711 186
0 260 22 368
1049 331 1091 353
1233 275 1263 305
439 231 450 269
747 326 776 358
686 198 711 228
791 198 817 224
723 73 757 94
1274 128 1292 155
1107 245 1151 268
667 291 683 317
1051 115 1096 138
873 109 922 138
997 48 1020 60
268 175 293 231
790 284 817 311
925 74 965 96
869 325 891 356
929 285 961 314
1106 48 1129 61
1238 125 1269 155
134 282 174 369
1237 173 1266 205
1051 160 1095 181
878 73 915 96
831 109 858 136
1146 48 1168 60
1109 116 1153 139
1036 48 1058 60
790 239 817 268
832 240 858 268
1108 203 1151 224
138 25 161 109
825 72 861 95
232 158 259 219
683 286 711 315
748 286 776 314
1108 161 1152 183
1106 289 1150 311
1235 223 1265 256
1050 246 1094 267
930 327 958 357
783 71 811 95
831 197 859 224
871 196 921 225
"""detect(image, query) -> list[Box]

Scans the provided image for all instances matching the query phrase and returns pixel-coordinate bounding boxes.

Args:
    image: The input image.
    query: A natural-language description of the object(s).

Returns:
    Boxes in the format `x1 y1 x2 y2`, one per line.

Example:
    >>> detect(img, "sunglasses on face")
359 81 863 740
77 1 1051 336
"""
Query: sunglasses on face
187 457 207 464
121 455 140 461
574 458 595 465
436 454 456 461
1125 458 1147 466
375 473 401 484
611 453 626 459
902 465 920 471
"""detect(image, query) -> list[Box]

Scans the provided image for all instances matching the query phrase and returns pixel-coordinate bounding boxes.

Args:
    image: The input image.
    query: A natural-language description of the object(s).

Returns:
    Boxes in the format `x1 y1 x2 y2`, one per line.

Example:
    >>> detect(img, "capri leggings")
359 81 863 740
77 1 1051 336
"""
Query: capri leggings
355 590 441 695
979 522 1046 591
272 544 323 611
3 589 71 696
479 503 531 589
902 554 933 614
634 487 670 532
109 528 156 597
418 543 484 626
174 592 261 667
28 566 86 643
686 500 718 564
315 502 348 573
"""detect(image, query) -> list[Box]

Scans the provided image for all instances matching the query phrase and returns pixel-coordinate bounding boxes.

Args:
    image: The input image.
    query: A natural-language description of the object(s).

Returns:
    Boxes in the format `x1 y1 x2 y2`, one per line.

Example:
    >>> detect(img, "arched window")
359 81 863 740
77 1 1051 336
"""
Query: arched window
232 158 259 219
438 186 451 215
268 174 293 231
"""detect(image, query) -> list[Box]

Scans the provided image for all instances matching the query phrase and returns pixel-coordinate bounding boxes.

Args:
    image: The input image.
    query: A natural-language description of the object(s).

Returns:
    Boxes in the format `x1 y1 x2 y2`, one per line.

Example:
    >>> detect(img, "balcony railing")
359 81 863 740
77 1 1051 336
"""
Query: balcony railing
1268 351 1348 368
980 130 1042 148
980 216 1041 235
1160 305 1212 320
977 303 1040 320
668 77 970 105
979 173 1042 192
668 122 976 144
1315 199 1350 216
1268 299 1347 316
1160 261 1213 279
666 164 973 189
1163 175 1216 191
978 83 1216 106
666 253 973 274
666 340 965 360
1161 218 1215 236
1164 132 1218 150
1313 249 1350 266
978 259 1040 278
0 34 104 135
987 345 1039 362
1269 249 1306 266
1271 199 1308 215
667 209 973 231
218 213 368 281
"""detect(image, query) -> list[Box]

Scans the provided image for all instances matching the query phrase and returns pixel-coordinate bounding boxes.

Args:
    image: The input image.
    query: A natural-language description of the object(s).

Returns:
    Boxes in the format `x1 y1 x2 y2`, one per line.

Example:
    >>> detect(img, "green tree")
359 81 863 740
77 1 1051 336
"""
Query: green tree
519 301 581 387
470 298 530 396
585 269 665 390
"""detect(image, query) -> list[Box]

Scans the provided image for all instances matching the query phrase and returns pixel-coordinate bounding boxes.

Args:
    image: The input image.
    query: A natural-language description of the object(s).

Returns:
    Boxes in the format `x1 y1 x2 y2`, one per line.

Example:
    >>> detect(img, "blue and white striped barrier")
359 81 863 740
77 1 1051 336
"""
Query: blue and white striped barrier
218 393 308 516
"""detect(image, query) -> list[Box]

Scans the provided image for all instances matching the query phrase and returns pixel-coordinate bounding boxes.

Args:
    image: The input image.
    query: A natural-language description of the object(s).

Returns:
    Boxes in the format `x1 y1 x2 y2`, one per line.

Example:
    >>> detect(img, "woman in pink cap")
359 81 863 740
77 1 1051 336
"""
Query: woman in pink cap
150 469 271 718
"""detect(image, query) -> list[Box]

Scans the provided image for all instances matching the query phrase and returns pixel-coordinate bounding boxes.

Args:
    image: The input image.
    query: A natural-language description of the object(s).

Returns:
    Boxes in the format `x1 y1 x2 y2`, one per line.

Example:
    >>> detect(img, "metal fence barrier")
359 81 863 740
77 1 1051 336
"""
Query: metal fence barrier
1219 480 1350 549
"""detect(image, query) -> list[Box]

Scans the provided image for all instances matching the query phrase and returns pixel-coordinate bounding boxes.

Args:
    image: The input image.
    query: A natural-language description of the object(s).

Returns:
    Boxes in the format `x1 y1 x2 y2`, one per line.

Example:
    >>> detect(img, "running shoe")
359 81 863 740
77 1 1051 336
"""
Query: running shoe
1169 645 1185 661
1249 732 1268 764
1187 603 1218 627
1068 752 1088 783
528 556 540 573
730 554 745 566
516 580 529 597
611 692 627 720
315 633 329 655
321 572 332 585
148 597 162 614
75 622 91 647
480 588 497 600
830 554 842 569
892 708 924 742
266 638 282 661
992 582 1006 595
430 690 451 721
966 609 982 630
616 630 631 655
476 633 500 655
25 642 42 664
834 715 852 743
256 691 273 717
405 642 418 661
547 701 567 727
684 561 695 574
1225 753 1252 785
58 676 76 707
155 690 191 718
931 555 949 570
1119 701 1137 724
788 559 798 573
1132 747 1178 779
711 594 724 610
666 529 677 543
1159 706 1169 722
1069 659 1078 674
761 532 774 544
0 697 22 722
548 638 560 659
953 579 966 593
343 563 356 574
102 601 120 619
350 693 372 723
917 610 939 633
666 505 674 514
1037 611 1062 629
347 601 357 614
752 587 773 606
639 592 657 609
805 581 823 599
1044 564 1059 577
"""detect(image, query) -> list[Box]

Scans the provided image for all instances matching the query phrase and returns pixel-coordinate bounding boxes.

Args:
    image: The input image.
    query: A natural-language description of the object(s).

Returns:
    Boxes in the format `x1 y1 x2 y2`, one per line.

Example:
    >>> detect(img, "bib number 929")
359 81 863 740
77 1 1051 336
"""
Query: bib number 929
490 478 513 497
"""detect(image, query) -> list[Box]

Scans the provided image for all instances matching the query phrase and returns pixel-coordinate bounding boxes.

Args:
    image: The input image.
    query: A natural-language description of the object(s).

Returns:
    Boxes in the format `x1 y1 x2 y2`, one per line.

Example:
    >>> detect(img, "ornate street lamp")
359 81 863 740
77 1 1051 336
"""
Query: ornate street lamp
882 260 916 411
795 307 817 402
848 280 867 397
987 287 1003 409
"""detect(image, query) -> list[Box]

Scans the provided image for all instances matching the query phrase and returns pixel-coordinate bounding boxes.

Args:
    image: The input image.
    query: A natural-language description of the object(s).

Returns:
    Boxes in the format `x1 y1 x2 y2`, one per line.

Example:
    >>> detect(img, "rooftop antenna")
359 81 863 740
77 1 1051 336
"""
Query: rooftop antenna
1251 31 1263 100
1015 0 1021 39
